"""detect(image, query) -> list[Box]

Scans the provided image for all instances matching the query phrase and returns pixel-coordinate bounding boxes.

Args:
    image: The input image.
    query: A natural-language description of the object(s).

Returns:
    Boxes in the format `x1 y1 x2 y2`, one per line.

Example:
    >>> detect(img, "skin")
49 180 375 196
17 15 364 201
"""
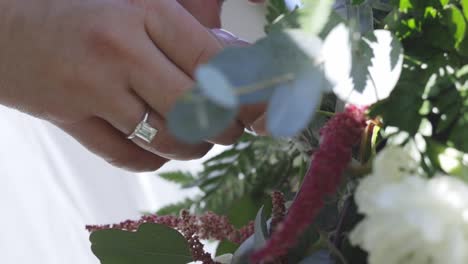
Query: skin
0 0 265 172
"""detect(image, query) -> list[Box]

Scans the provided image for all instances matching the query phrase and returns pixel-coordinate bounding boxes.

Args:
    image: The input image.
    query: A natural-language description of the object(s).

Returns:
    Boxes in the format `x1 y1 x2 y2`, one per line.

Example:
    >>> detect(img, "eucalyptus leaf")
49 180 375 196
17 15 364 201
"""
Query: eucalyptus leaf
207 30 323 105
254 206 268 250
196 65 238 109
167 89 237 143
231 235 254 264
90 224 192 264
266 65 326 137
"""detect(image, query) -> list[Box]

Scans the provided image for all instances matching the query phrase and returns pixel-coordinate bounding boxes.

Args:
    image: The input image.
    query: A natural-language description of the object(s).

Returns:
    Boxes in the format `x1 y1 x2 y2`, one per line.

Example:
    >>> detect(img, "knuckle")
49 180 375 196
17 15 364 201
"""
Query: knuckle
191 45 213 75
84 24 123 57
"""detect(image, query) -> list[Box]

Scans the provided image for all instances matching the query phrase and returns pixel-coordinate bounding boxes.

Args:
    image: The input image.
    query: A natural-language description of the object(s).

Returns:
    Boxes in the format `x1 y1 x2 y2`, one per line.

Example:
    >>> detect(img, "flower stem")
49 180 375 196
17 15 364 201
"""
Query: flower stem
235 73 295 96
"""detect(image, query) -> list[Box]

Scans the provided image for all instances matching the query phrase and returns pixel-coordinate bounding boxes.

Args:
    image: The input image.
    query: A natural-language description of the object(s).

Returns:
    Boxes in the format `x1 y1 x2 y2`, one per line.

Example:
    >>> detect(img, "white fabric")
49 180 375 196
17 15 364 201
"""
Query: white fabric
0 105 203 263
0 2 265 264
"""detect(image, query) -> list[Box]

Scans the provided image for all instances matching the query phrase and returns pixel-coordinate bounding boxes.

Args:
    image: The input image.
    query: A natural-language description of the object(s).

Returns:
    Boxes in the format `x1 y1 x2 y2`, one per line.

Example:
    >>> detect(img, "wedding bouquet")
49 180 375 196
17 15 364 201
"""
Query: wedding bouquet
86 0 468 263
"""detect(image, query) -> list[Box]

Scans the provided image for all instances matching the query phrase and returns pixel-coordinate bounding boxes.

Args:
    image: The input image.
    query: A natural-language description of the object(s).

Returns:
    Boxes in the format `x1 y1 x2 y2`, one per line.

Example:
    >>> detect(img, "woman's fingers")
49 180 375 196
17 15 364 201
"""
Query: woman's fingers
59 117 168 172
142 0 223 77
177 0 222 28
96 87 214 160
127 31 245 146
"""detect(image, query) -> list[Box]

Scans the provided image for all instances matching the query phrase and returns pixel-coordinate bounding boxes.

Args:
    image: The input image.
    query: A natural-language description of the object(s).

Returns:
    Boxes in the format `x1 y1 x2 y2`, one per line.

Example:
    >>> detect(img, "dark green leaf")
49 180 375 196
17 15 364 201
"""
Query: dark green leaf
228 195 261 228
442 5 467 48
90 224 192 264
369 80 424 135
158 171 194 185
462 0 468 20
449 108 468 152
216 240 239 257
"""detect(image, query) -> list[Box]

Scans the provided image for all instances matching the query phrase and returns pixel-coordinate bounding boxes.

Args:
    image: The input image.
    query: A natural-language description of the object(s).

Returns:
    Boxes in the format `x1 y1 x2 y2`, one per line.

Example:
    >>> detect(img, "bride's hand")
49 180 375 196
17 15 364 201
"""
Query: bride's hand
0 0 244 171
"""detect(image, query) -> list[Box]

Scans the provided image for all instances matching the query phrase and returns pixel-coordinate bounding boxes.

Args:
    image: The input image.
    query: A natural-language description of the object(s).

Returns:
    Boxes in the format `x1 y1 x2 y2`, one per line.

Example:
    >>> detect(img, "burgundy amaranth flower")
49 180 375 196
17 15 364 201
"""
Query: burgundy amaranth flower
86 214 180 232
180 210 217 264
237 221 255 244
86 211 253 244
270 191 286 233
251 105 367 263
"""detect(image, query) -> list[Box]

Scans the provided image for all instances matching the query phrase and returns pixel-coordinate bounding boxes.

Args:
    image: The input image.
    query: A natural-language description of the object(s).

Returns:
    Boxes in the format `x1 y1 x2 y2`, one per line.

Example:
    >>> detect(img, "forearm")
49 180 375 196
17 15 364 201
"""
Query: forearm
0 0 16 105
0 0 54 108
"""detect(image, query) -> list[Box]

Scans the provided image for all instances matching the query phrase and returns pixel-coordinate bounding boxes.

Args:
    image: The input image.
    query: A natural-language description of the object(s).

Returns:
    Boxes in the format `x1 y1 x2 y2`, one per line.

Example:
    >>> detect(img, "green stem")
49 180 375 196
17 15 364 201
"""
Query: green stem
235 73 295 96
317 230 349 264
370 125 381 156
317 110 336 117
404 55 424 65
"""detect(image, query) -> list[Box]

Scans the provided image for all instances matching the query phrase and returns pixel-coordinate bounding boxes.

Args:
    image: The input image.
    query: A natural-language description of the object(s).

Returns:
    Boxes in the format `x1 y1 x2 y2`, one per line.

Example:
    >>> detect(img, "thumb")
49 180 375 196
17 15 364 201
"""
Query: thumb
210 28 251 47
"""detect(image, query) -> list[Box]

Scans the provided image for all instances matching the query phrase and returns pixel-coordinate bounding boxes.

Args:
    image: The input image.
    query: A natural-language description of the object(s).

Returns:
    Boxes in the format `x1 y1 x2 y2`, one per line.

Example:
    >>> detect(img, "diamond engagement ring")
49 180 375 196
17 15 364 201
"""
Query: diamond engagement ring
127 111 158 143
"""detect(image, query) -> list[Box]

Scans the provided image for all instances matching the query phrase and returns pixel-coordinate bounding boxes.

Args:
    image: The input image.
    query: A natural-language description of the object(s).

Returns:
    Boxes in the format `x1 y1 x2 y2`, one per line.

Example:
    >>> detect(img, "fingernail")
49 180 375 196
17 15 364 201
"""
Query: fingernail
210 28 251 47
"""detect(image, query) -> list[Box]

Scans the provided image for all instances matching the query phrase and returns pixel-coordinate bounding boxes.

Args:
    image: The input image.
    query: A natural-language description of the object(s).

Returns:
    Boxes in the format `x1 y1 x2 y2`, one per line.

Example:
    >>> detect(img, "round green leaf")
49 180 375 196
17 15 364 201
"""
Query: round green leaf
207 30 323 105
266 65 325 137
196 65 238 109
167 89 237 144
90 224 192 264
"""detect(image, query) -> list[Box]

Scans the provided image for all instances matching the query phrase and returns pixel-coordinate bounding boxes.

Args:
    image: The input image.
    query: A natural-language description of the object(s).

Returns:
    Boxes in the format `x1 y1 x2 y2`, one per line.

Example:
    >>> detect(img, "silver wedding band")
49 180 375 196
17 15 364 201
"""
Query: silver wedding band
127 110 158 144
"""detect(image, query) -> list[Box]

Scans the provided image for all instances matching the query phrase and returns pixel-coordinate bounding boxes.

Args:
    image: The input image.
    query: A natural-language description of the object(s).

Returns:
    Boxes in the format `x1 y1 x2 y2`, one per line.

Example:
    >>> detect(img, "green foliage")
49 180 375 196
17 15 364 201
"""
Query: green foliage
156 134 307 216
155 198 195 216
369 0 468 177
90 224 192 264
158 171 195 186
168 29 330 142
91 1 468 264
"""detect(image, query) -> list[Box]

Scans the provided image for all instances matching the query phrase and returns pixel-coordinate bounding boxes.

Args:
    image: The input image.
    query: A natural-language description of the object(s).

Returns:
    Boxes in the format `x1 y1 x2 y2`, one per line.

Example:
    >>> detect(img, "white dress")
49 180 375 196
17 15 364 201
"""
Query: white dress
0 2 265 264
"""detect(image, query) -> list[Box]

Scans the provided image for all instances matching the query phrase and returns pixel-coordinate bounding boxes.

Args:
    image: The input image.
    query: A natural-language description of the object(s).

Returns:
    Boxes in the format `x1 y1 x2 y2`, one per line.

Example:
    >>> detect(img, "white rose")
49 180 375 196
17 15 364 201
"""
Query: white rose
350 147 468 264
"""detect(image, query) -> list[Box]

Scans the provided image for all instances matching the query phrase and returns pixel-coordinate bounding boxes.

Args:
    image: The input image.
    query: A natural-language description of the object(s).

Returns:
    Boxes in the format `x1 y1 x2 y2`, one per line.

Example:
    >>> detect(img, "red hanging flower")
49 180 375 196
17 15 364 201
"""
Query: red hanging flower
251 105 367 263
